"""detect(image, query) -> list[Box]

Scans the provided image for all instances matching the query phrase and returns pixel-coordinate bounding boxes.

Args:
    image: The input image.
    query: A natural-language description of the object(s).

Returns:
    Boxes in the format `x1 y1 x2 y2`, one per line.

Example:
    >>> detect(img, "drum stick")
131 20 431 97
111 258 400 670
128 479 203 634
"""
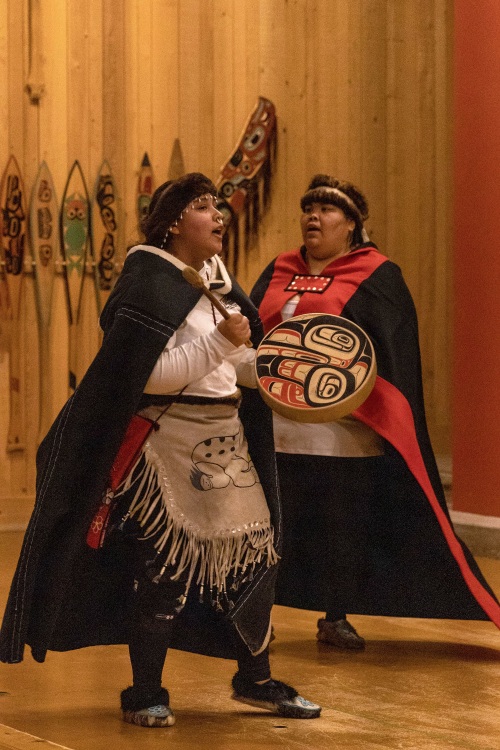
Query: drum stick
182 265 253 348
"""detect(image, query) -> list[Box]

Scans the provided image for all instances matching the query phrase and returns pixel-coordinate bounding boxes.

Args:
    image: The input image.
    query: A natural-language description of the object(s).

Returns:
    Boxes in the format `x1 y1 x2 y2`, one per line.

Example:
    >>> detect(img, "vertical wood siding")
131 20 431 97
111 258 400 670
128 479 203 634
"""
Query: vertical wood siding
0 0 452 525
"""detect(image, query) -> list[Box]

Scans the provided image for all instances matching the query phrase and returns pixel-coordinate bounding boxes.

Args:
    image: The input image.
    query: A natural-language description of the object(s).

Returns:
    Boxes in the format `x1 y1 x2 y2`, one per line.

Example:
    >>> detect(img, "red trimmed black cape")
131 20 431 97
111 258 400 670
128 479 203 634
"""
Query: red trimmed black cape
0 249 280 664
251 244 500 626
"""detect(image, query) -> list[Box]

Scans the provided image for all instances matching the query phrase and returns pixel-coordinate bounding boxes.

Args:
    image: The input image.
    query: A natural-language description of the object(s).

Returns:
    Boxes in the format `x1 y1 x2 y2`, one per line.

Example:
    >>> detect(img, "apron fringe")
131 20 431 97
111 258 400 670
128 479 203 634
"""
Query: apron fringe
115 443 279 596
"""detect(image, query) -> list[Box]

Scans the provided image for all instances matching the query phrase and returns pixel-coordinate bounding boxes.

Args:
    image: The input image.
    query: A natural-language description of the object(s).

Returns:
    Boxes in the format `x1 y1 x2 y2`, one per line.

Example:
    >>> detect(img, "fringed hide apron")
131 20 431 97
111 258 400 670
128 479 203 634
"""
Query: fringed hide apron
113 395 278 612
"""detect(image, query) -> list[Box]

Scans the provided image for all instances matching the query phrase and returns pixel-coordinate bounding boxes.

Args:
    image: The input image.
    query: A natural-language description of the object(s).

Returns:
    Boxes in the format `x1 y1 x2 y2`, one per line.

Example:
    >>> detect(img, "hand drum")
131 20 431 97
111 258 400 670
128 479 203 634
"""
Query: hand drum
255 313 376 423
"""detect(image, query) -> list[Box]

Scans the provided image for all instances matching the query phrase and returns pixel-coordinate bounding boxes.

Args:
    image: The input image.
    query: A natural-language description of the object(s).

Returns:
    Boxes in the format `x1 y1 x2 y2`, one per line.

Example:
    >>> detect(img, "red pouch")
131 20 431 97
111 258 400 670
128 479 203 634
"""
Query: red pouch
86 414 157 549
109 413 157 491
86 491 115 550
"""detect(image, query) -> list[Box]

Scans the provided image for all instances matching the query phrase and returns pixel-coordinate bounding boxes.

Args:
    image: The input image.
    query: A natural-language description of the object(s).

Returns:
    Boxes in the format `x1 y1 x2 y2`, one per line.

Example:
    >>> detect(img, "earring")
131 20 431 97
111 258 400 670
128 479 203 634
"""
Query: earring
160 230 170 249
160 220 177 249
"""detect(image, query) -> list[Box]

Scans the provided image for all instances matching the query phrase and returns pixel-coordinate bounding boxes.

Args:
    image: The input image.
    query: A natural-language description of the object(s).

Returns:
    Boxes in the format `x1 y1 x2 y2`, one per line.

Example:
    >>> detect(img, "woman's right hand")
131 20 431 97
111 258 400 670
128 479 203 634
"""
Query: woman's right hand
217 313 251 347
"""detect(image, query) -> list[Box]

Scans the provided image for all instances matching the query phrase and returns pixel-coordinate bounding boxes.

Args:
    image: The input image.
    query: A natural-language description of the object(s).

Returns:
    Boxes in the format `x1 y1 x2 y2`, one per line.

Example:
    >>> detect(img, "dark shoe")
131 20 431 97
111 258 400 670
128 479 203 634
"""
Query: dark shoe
121 686 175 728
231 673 321 719
316 618 365 650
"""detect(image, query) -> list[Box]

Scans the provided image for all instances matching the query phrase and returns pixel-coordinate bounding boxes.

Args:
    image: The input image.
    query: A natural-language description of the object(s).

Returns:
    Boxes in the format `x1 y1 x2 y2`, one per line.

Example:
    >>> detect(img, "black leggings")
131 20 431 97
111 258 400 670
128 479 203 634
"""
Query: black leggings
128 545 271 694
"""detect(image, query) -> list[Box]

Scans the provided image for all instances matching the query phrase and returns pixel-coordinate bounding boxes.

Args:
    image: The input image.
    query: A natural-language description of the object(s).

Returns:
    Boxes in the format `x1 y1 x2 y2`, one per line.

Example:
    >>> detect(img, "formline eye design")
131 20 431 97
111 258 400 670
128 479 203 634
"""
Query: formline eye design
256 313 377 423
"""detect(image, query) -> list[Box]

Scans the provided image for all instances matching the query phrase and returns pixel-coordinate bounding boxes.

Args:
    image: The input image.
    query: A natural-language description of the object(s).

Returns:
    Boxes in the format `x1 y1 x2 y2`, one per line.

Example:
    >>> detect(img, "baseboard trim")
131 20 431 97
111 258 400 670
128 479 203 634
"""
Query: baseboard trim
451 511 500 560
450 510 500 529
0 523 27 532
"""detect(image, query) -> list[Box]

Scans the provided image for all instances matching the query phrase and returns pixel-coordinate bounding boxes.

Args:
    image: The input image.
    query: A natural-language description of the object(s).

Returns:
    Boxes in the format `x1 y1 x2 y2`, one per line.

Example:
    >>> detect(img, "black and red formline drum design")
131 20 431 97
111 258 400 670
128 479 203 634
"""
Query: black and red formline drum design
255 313 377 423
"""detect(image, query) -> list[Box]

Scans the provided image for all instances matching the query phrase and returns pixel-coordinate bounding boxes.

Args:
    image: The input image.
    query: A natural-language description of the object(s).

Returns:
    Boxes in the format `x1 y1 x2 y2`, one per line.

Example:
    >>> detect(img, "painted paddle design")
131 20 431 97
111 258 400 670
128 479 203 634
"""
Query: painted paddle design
92 160 120 309
168 138 185 181
137 152 155 236
0 155 27 318
60 160 90 392
30 161 60 440
0 155 29 451
31 162 59 329
215 97 277 274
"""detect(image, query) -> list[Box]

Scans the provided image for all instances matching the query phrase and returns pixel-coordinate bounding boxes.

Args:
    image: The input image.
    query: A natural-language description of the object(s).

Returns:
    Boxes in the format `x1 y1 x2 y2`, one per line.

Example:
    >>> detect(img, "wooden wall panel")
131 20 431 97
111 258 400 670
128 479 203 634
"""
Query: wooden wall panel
0 0 11 502
66 1 99 378
312 1 347 180
151 0 179 182
23 0 39 186
102 0 126 265
7 0 25 157
359 0 388 249
123 0 143 246
346 1 363 183
178 0 207 174
0 0 8 168
88 0 104 169
67 0 91 170
103 2 125 192
255 0 288 275
232 0 259 136
282 0 307 249
0 0 453 527
432 0 452 445
212 0 233 179
22 0 42 501
36 0 69 425
416 0 440 430
134 0 153 170
38 0 68 185
196 1 215 177
386 1 420 293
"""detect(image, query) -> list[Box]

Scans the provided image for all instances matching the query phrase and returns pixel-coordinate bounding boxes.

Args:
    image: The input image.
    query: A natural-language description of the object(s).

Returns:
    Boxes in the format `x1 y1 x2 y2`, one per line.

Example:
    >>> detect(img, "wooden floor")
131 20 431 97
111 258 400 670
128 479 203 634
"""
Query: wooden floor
0 531 499 750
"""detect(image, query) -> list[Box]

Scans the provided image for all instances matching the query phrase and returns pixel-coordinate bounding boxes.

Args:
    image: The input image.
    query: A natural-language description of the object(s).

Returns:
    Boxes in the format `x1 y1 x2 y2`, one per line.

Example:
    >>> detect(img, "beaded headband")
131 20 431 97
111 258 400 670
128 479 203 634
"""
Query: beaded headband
160 193 221 249
301 186 369 242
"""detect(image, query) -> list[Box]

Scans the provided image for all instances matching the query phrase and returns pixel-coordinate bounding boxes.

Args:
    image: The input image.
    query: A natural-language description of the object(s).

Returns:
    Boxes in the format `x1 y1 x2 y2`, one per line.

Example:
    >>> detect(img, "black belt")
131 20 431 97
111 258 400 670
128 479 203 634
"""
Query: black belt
139 391 242 409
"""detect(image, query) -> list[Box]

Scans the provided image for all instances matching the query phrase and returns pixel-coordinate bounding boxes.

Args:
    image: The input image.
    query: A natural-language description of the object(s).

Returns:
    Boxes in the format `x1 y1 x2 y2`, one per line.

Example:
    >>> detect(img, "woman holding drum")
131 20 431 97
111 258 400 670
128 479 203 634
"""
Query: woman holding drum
251 174 500 648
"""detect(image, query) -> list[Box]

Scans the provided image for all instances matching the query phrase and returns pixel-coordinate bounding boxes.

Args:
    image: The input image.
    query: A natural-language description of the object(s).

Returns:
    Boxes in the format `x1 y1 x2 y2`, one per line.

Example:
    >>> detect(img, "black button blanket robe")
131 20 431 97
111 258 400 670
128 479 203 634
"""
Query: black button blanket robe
251 244 500 627
0 249 280 664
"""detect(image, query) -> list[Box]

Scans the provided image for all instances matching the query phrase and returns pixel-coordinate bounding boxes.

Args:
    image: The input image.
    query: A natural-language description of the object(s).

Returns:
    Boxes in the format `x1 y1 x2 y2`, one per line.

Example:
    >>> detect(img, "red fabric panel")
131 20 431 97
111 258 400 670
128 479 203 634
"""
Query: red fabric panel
355 378 500 627
258 246 387 333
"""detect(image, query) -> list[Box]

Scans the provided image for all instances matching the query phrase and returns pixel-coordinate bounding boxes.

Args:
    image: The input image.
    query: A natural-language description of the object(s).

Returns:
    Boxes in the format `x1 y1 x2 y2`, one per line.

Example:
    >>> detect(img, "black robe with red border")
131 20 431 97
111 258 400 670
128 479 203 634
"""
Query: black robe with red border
251 244 500 625
0 249 280 664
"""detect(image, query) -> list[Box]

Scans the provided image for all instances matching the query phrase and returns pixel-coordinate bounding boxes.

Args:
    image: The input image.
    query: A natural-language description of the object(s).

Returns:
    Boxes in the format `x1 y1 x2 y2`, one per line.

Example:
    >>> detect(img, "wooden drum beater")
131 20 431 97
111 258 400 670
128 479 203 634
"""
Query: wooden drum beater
182 266 253 348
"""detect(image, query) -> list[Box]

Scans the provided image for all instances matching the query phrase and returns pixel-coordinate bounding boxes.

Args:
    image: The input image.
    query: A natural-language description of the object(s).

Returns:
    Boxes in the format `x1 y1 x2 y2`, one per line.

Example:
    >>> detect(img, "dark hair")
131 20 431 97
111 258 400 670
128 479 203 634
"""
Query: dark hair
141 172 217 248
300 174 369 246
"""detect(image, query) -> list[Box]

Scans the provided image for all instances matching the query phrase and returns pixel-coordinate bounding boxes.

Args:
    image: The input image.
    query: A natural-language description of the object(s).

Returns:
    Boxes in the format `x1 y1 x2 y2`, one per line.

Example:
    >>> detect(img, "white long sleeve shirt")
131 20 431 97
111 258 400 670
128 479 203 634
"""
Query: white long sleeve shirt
126 246 257 396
